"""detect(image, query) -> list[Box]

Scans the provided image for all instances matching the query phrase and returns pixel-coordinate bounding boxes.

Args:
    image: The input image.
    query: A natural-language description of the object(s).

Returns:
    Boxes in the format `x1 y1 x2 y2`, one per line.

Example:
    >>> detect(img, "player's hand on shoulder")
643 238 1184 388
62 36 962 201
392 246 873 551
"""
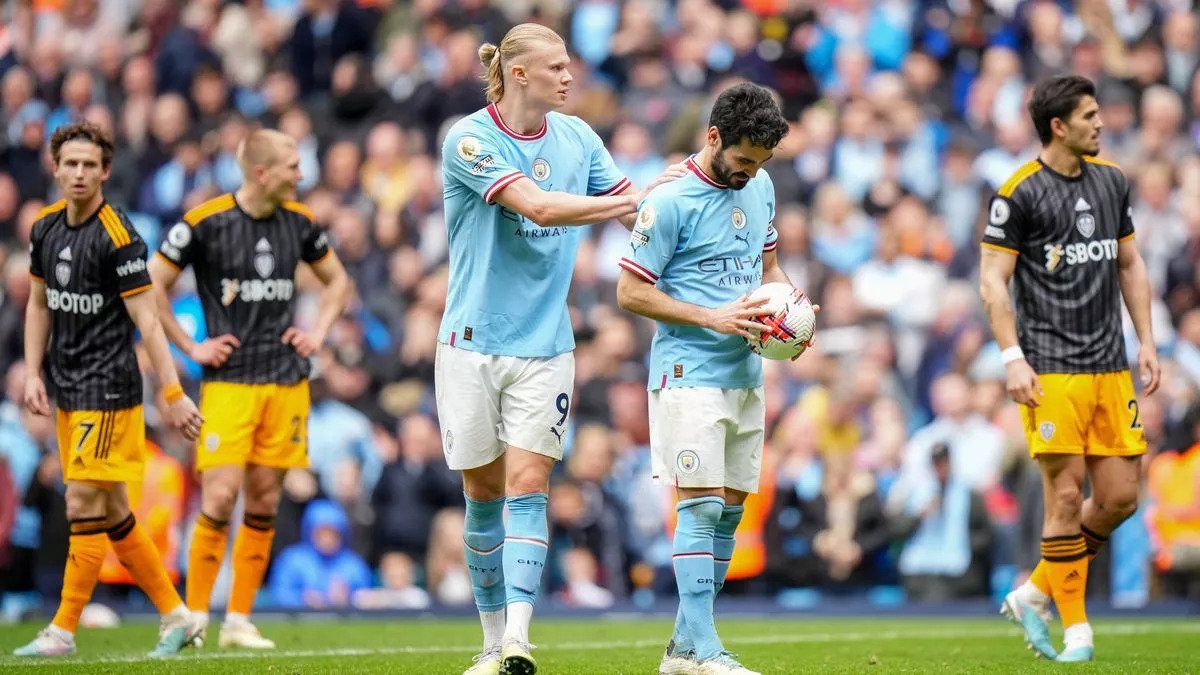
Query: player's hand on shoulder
165 394 203 441
1004 358 1043 407
282 326 325 358
705 294 770 338
23 375 51 416
189 334 240 367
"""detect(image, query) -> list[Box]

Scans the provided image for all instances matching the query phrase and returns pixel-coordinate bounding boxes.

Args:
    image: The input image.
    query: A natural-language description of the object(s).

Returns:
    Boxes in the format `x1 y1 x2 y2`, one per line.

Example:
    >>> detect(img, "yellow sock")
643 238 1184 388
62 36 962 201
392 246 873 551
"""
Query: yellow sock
1028 560 1051 595
1042 534 1089 627
186 513 230 612
107 514 184 615
228 513 275 615
52 519 109 633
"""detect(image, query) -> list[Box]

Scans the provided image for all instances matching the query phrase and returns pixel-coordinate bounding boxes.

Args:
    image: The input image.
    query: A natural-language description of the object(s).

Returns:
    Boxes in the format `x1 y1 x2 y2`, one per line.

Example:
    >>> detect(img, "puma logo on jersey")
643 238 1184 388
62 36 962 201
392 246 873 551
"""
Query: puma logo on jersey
220 278 295 305
1044 240 1118 271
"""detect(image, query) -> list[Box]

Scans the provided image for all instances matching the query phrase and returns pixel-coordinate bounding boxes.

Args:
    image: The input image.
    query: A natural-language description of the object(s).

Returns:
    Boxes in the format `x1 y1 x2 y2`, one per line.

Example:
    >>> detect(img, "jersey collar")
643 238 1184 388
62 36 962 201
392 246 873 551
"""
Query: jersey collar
1036 157 1086 183
685 155 727 189
486 103 548 141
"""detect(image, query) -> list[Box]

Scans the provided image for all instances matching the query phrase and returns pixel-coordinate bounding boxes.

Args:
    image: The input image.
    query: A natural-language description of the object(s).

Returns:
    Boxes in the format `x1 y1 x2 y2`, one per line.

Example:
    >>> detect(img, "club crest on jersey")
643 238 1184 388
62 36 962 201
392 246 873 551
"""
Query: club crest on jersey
55 246 72 286
254 238 274 278
1040 422 1056 441
532 158 551 182
456 135 481 161
1076 213 1096 238
731 207 747 230
676 449 700 475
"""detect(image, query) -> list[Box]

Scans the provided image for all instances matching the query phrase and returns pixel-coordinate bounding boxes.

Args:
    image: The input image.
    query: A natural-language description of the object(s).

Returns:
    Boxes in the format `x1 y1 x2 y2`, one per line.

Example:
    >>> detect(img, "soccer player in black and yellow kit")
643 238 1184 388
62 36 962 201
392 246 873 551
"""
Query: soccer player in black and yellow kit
148 128 351 648
14 122 205 658
980 75 1160 662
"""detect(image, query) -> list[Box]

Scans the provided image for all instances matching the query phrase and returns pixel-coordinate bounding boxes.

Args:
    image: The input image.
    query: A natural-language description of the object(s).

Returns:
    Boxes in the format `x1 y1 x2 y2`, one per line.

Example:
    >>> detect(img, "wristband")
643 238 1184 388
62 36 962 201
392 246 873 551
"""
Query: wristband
163 383 184 404
1000 346 1025 365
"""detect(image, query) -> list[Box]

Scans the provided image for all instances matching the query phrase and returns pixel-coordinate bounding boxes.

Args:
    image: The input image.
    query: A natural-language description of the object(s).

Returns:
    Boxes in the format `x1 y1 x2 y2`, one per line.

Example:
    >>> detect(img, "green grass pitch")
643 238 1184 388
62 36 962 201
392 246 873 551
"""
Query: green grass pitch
1 616 1197 673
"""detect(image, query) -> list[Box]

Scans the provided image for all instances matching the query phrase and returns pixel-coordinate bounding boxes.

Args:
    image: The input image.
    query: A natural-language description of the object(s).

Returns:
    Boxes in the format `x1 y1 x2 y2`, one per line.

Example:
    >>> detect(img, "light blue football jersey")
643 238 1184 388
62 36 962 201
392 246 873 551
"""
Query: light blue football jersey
440 103 630 357
620 156 778 390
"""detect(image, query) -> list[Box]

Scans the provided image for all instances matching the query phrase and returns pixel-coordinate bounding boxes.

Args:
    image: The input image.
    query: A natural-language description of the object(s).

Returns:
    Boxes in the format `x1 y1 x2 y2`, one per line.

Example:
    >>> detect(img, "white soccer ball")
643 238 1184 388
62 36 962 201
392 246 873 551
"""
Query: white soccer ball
743 282 816 360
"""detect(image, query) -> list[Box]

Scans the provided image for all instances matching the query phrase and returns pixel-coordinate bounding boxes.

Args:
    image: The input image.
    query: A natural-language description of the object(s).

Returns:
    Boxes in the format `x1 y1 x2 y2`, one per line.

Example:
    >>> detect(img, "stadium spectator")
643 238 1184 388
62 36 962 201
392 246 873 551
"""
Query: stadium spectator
269 500 372 610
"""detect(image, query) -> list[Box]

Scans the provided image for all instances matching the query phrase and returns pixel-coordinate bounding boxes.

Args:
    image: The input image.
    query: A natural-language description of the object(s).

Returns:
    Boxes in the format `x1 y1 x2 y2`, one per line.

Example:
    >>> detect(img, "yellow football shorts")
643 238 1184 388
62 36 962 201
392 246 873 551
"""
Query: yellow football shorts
57 406 146 483
1020 370 1146 458
195 380 311 471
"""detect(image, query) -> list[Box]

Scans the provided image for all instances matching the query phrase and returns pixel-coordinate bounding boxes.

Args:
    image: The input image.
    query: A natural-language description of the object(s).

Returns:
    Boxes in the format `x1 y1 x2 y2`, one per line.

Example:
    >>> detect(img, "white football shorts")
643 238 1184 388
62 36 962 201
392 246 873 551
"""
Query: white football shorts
649 386 765 493
434 342 574 470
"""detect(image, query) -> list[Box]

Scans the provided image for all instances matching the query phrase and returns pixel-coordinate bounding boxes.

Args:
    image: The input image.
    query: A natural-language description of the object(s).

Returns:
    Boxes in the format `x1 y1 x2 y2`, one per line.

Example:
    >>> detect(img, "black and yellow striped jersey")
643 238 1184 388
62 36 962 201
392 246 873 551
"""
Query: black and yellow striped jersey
155 193 331 385
981 156 1135 374
29 200 152 411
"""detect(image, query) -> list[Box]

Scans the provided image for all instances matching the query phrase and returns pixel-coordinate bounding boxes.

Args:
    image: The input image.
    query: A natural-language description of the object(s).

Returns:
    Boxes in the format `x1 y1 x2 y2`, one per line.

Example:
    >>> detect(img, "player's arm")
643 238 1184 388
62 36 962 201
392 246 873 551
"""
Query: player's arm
979 246 1042 407
1117 236 1160 394
147 255 240 367
22 279 52 416
493 177 640 227
122 289 203 440
616 271 768 338
284 250 353 358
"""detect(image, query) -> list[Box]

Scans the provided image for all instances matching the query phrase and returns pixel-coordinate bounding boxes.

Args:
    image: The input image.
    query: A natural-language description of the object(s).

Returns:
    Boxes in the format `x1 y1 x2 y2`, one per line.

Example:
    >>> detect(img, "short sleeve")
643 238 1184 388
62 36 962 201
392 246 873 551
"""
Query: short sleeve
1118 178 1135 240
619 193 679 284
111 235 152 297
157 220 200 269
443 128 526 205
29 221 45 281
763 172 777 251
585 127 631 197
302 220 332 263
980 195 1027 254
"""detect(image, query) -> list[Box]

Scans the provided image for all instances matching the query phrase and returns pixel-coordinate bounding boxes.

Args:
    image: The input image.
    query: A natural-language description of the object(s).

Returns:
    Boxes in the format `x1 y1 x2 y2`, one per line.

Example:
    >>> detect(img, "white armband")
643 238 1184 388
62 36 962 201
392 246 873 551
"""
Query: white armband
1001 346 1025 365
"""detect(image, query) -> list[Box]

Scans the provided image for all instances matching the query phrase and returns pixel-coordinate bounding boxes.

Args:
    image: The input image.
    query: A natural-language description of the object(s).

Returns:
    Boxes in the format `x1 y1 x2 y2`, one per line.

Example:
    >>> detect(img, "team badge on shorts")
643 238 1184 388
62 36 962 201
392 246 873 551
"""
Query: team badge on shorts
676 450 700 475
1040 422 1056 441
205 433 220 452
444 430 454 455
532 158 551 182
731 207 747 230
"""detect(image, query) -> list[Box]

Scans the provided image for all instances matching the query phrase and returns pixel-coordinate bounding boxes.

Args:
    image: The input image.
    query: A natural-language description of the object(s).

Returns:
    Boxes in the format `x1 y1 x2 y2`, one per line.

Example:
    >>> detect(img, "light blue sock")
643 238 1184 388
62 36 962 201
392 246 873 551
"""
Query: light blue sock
503 493 549 607
464 495 506 612
672 504 744 655
672 496 725 661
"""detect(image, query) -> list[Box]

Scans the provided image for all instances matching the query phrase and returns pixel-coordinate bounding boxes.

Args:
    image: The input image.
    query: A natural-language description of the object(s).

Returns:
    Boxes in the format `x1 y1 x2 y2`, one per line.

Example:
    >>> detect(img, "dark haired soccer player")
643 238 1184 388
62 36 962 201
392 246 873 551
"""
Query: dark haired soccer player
617 82 807 675
980 75 1159 662
15 121 205 657
148 128 352 649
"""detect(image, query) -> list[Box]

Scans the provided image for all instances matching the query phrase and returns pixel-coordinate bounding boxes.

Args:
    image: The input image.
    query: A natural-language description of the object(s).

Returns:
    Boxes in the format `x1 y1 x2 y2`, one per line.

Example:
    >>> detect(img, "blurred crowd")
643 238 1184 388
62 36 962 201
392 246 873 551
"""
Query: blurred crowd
2 0 1200 619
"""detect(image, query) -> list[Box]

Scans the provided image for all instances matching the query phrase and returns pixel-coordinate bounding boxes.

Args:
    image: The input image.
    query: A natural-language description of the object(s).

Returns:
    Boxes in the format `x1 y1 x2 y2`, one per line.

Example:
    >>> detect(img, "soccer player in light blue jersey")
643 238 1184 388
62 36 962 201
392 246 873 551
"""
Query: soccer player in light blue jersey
617 84 808 675
436 23 683 675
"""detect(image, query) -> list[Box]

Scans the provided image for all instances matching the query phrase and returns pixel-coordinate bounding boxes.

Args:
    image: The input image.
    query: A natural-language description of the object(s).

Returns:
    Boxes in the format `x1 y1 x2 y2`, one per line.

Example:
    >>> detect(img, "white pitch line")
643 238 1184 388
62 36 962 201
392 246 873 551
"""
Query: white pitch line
3 621 1197 667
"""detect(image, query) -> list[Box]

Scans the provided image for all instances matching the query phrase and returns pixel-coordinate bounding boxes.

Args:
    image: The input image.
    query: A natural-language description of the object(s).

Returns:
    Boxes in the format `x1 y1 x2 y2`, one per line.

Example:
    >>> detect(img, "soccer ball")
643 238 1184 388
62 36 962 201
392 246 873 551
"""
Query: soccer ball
743 282 816 360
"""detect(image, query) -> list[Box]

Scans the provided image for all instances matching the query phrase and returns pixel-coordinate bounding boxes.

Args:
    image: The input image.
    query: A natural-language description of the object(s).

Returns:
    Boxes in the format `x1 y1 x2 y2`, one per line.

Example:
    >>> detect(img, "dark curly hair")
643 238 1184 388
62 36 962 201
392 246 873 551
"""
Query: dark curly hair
49 121 115 169
1028 75 1096 146
708 83 788 150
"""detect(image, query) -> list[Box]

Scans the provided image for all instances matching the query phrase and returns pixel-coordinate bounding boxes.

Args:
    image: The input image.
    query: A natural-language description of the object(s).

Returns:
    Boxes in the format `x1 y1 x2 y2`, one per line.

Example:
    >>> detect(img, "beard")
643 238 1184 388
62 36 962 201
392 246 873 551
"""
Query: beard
711 151 751 190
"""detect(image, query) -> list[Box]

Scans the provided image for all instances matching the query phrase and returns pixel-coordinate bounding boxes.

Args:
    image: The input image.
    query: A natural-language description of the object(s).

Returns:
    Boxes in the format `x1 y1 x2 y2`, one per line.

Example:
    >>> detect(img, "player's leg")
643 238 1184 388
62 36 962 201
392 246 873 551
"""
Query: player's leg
1002 375 1085 657
187 381 259 635
101 483 199 657
13 479 106 656
493 350 574 675
1037 453 1091 660
219 463 283 648
436 343 508 674
650 387 732 672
